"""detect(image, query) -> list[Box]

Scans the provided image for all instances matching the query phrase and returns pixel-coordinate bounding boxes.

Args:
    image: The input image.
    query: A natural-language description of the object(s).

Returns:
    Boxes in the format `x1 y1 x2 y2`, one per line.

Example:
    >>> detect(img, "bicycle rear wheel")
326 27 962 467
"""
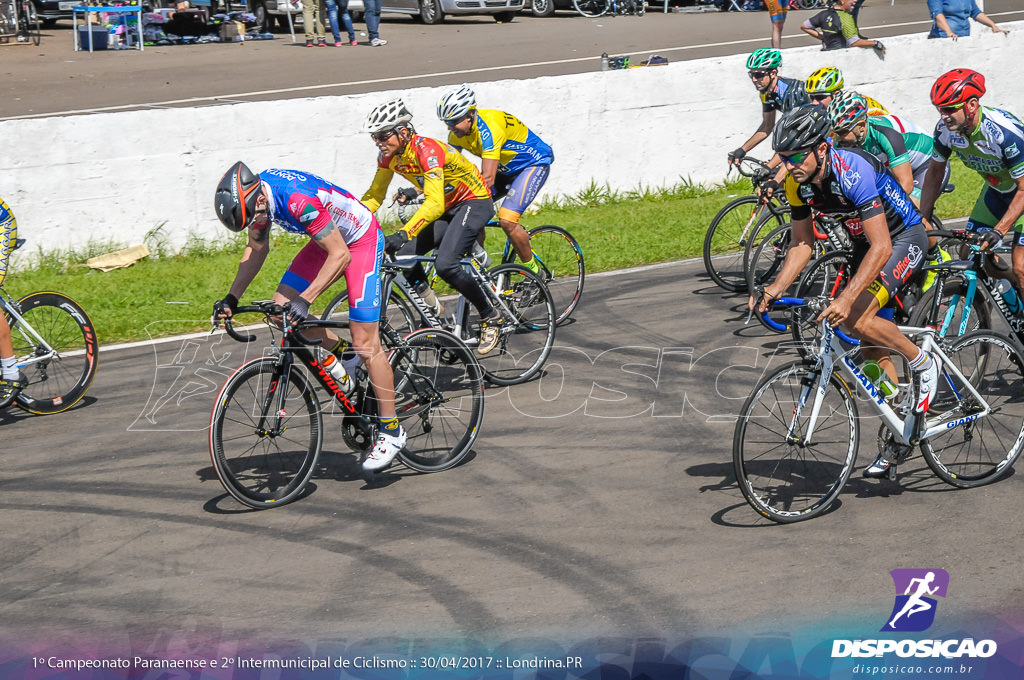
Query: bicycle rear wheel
8 292 98 414
208 358 323 509
921 331 1024 488
525 224 585 326
18 0 40 45
703 195 785 293
908 274 991 342
389 329 485 472
792 250 854 355
733 362 859 523
745 223 791 294
467 264 556 386
573 0 609 16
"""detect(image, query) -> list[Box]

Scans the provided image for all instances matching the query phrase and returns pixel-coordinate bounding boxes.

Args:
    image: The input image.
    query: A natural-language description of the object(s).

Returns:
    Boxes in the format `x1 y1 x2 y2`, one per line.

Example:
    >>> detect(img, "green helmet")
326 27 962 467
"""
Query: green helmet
746 48 781 71
827 91 868 133
806 66 844 95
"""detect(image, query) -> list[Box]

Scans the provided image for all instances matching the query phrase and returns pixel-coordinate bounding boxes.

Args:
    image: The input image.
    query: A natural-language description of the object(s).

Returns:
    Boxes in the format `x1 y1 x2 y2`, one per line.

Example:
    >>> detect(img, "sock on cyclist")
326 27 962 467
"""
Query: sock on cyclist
1 356 17 381
909 349 934 373
379 416 401 435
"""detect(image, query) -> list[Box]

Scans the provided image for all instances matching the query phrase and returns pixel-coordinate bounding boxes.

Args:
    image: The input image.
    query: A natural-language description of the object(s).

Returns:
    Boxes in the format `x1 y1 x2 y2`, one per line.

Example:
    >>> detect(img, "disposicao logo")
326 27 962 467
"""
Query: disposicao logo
831 568 998 660
882 568 949 632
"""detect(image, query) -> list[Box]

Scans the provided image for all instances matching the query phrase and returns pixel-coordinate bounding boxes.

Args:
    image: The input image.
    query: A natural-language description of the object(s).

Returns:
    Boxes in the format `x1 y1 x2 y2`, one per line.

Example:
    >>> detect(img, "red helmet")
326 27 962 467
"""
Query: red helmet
930 69 986 107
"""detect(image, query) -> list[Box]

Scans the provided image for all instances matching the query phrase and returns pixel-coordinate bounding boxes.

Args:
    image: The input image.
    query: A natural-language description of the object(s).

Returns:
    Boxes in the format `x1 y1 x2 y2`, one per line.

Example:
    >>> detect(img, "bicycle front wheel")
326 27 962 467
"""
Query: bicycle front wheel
921 331 1024 488
208 358 323 509
704 195 785 293
472 263 556 386
525 224 585 326
389 329 485 472
8 292 98 415
573 0 609 16
733 362 859 523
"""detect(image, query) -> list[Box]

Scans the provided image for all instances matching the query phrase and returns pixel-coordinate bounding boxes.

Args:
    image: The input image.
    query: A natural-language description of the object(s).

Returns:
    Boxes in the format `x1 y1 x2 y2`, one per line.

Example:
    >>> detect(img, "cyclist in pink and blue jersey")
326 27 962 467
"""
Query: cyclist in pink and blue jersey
212 162 407 472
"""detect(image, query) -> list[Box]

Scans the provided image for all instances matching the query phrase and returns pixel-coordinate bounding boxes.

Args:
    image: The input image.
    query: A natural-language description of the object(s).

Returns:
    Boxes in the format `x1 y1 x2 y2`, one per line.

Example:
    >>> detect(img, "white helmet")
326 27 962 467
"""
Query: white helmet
364 98 414 134
436 84 477 123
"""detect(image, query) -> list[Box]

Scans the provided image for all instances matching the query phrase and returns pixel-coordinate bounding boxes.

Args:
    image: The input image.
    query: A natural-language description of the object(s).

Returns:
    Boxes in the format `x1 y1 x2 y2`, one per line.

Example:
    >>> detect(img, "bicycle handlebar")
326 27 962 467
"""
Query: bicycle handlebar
216 301 348 345
734 157 772 180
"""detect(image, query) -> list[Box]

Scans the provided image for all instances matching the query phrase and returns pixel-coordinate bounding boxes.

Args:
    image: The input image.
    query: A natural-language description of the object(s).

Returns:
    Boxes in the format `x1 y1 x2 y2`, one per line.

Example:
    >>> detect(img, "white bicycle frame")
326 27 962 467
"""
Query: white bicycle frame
1 291 64 368
793 322 991 447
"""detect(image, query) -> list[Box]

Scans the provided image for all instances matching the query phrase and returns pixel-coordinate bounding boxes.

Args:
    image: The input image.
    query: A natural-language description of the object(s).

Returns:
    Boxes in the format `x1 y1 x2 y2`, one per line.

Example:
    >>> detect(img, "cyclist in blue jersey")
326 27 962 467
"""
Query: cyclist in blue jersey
0 199 23 407
919 69 1024 303
728 48 810 171
212 162 406 473
750 106 939 478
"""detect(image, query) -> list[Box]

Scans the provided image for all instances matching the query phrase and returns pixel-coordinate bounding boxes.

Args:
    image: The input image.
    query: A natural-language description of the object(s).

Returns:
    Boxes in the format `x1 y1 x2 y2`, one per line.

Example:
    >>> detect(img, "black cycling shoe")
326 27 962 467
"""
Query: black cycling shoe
0 373 26 410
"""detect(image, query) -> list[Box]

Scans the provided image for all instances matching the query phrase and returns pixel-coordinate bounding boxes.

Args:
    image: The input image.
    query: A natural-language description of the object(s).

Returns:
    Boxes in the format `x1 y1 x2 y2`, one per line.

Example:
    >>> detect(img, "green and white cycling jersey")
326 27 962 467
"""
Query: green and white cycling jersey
933 106 1024 194
867 115 934 175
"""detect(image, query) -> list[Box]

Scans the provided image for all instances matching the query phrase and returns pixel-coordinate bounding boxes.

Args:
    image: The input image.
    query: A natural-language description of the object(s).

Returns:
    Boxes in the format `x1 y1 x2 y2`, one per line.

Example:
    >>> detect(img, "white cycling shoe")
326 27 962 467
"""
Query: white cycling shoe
913 357 941 414
363 426 407 472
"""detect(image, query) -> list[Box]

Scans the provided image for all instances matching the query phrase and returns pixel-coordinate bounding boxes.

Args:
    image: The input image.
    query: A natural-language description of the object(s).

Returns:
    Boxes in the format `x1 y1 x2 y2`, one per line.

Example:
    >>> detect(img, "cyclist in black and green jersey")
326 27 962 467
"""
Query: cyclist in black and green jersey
920 69 1024 297
727 48 810 170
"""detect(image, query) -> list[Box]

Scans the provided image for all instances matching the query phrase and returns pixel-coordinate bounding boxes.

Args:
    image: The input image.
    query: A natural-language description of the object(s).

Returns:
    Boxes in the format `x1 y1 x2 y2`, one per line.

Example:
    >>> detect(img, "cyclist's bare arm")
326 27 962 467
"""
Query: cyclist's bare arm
732 111 776 167
298 223 352 304
479 157 499 192
752 215 815 310
890 161 916 205
224 225 272 310
918 159 949 222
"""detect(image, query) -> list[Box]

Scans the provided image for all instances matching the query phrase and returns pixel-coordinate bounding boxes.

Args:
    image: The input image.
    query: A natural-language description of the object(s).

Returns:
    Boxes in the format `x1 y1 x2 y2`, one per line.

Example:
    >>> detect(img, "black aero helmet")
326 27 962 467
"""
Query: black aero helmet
773 104 831 153
215 161 263 232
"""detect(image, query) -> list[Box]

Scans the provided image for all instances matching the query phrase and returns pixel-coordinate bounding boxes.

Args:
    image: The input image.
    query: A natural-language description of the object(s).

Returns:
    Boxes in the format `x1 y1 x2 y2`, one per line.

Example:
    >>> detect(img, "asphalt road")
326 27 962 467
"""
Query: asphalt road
3 258 1024 656
3 0 1021 118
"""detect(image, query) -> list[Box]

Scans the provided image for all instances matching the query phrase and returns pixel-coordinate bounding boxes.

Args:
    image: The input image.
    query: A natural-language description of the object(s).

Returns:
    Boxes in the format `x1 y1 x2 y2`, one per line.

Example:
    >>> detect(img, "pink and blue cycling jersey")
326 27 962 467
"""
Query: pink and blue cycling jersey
260 168 376 244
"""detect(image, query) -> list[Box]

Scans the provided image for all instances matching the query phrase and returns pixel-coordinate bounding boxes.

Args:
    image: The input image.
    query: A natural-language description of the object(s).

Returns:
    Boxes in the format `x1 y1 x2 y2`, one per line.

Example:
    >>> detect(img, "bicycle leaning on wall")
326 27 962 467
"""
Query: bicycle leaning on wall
0 0 40 45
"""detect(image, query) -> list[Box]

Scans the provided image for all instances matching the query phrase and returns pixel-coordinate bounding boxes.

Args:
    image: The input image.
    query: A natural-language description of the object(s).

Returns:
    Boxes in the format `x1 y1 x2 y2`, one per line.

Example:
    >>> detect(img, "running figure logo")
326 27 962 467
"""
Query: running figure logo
882 568 950 632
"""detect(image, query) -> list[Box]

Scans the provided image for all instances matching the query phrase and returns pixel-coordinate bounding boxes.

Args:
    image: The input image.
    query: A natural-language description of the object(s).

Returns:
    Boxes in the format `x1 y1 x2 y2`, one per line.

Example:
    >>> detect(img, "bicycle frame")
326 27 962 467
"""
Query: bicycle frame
927 247 1024 339
796 321 989 448
1 289 62 367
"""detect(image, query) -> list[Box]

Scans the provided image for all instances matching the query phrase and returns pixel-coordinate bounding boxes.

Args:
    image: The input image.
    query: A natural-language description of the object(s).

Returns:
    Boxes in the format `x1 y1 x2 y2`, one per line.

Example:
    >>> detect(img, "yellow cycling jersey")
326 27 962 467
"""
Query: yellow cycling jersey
447 109 554 176
362 134 491 236
0 198 17 288
862 93 888 117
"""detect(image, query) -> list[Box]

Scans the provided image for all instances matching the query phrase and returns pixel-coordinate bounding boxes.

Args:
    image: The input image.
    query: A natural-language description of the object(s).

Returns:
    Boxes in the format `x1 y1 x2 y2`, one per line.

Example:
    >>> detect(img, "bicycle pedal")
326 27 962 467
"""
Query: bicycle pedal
886 464 897 481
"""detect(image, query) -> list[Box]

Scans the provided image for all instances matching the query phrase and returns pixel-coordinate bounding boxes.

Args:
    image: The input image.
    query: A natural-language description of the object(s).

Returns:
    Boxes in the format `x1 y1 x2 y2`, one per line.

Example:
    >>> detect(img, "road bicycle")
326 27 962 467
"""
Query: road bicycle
208 301 485 509
322 253 556 386
703 158 790 293
0 0 40 45
1 239 98 414
734 295 1024 523
397 197 584 326
574 0 644 17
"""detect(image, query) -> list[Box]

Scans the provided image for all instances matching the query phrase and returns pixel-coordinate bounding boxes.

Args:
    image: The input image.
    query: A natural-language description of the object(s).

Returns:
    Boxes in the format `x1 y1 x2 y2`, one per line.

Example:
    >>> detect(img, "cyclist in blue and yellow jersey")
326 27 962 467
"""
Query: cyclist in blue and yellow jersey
0 198 23 407
727 48 810 170
750 105 939 477
920 69 1024 302
436 84 553 275
212 162 406 473
804 66 888 116
361 98 506 357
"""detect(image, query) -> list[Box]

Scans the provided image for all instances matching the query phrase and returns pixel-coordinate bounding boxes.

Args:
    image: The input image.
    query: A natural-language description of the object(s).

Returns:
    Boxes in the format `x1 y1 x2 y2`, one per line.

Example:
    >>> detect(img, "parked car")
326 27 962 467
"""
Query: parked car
251 0 518 29
30 0 73 25
527 0 570 16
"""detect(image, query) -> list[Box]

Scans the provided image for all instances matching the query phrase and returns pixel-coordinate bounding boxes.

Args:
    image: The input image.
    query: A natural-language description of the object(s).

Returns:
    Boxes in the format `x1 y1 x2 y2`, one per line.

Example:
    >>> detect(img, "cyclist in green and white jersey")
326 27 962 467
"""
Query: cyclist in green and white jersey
827 91 948 206
920 69 1024 298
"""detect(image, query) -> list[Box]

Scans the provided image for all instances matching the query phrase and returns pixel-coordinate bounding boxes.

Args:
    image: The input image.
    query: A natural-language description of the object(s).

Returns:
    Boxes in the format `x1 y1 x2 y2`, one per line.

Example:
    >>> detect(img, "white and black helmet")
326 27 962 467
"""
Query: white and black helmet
364 98 414 134
436 84 477 123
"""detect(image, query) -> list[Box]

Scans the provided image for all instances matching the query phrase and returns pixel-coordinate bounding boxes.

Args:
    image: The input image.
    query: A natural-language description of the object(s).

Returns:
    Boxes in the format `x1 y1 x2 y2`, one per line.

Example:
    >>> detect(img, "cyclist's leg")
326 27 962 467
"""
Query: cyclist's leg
433 199 496 317
497 166 551 265
0 199 21 397
345 228 394 418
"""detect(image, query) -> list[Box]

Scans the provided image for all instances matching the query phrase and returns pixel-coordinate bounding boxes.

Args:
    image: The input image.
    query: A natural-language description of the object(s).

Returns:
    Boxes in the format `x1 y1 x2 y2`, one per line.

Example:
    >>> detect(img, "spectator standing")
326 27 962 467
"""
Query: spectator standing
363 0 387 46
927 0 1009 39
302 0 327 46
763 0 790 48
326 0 356 45
801 0 886 54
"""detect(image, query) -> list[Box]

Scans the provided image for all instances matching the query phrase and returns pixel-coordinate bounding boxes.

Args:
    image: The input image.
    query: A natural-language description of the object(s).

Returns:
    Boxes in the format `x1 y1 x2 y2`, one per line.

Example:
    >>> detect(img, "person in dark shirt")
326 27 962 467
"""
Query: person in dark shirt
801 0 886 54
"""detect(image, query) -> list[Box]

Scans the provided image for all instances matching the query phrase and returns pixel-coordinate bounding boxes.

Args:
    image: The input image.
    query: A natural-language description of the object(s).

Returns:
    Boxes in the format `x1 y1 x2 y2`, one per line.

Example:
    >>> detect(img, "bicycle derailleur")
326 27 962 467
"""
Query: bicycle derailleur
876 424 915 481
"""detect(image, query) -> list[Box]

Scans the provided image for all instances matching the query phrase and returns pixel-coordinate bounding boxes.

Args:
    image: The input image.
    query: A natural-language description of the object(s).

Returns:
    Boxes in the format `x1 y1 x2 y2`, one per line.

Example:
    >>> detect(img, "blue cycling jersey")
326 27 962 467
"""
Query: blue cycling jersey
785 146 922 240
258 168 375 244
761 76 810 114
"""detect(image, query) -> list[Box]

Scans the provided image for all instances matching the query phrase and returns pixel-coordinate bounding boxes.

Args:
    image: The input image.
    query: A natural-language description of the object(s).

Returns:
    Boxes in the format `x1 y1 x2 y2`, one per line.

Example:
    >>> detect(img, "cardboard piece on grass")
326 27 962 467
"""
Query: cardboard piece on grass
86 244 151 272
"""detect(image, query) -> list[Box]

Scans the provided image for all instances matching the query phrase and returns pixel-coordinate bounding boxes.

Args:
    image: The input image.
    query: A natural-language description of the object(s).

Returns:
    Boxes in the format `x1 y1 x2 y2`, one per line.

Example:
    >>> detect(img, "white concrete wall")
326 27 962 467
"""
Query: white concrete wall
2 24 1020 259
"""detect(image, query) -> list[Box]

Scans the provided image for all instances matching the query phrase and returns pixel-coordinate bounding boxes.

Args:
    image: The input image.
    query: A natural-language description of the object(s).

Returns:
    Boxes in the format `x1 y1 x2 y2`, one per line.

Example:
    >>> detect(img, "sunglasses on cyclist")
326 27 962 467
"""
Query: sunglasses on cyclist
748 69 771 79
779 150 813 166
371 128 398 143
809 93 832 102
445 114 471 129
937 102 966 115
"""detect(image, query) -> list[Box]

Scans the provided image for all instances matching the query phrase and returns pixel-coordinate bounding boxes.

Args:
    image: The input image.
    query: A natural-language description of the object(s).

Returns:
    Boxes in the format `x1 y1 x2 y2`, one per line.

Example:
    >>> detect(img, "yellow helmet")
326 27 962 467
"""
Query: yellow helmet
806 66 844 95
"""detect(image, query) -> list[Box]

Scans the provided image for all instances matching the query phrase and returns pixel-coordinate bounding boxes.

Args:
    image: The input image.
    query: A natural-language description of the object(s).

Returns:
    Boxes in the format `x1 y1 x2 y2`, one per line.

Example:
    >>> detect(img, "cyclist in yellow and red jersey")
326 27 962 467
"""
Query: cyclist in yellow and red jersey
436 84 554 275
0 198 24 407
361 98 505 355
